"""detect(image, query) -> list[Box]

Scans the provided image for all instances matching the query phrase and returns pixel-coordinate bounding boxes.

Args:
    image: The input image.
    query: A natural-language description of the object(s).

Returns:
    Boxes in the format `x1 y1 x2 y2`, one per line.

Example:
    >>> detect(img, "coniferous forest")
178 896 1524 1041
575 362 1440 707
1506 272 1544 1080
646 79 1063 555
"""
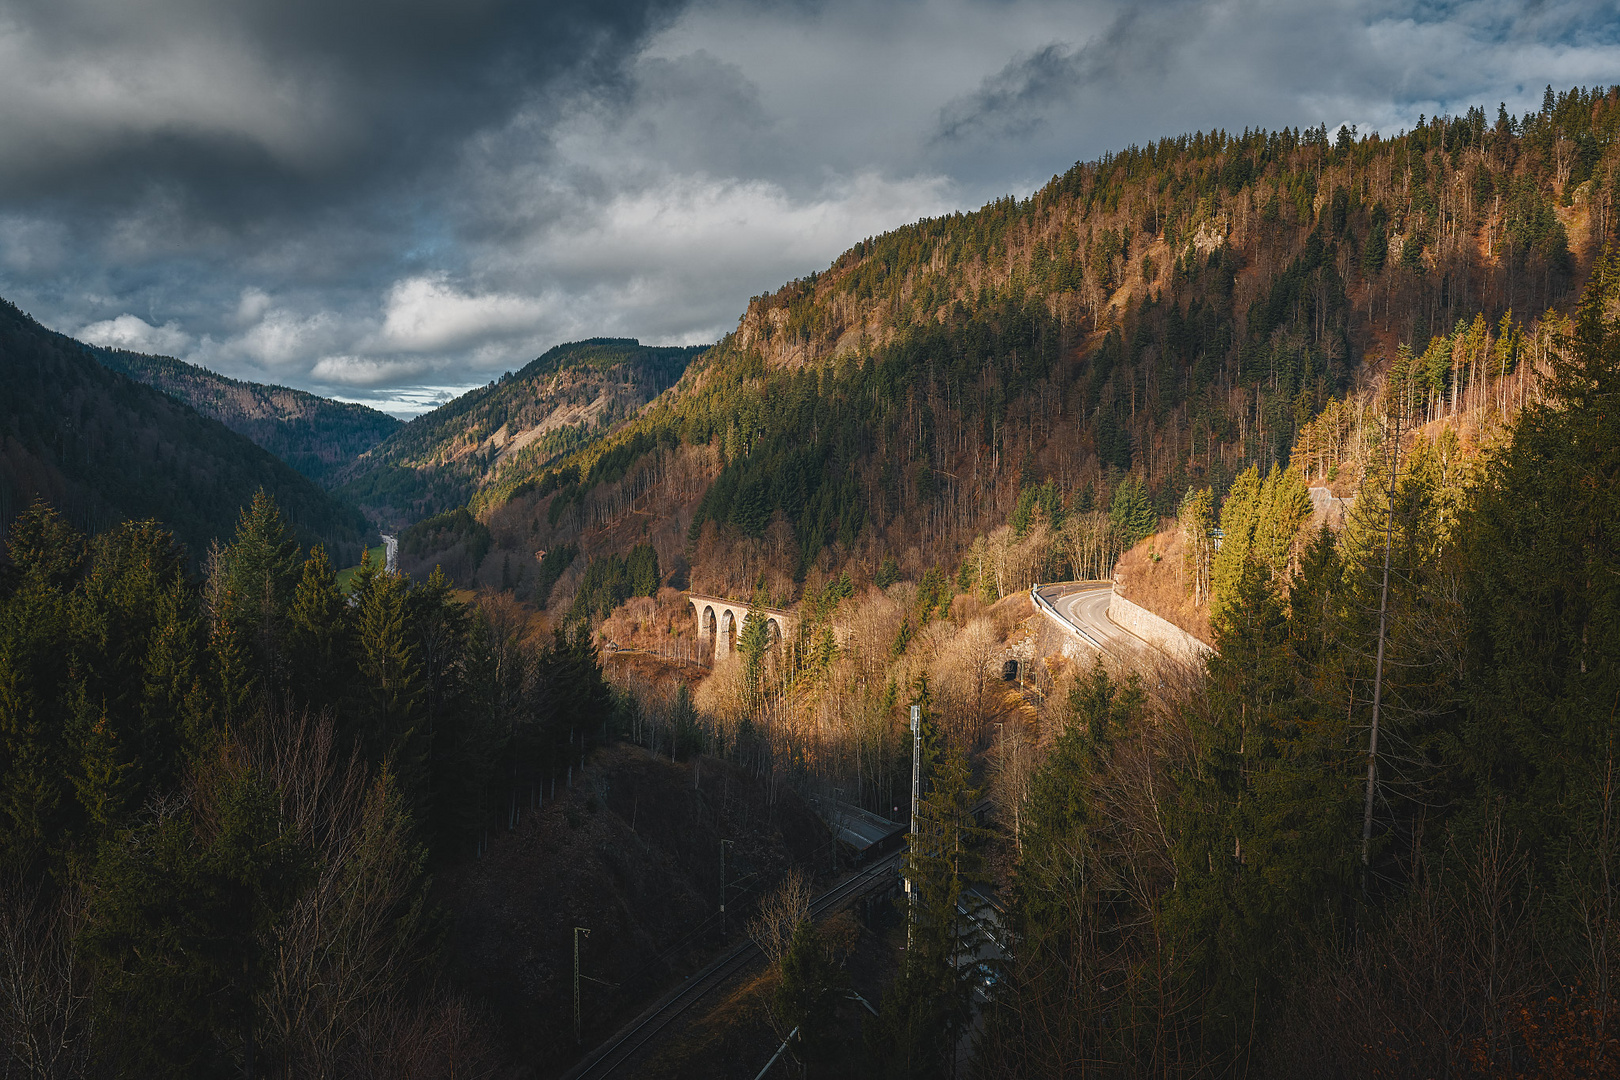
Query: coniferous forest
0 492 619 1074
1 85 1619 1079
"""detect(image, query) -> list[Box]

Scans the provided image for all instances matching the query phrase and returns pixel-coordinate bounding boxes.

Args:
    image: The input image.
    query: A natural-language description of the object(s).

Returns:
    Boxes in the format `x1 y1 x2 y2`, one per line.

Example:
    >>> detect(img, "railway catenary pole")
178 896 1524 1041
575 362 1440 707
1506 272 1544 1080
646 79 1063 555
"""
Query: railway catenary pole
1363 408 1405 893
720 839 733 940
906 704 921 942
565 853 900 1080
574 927 590 1043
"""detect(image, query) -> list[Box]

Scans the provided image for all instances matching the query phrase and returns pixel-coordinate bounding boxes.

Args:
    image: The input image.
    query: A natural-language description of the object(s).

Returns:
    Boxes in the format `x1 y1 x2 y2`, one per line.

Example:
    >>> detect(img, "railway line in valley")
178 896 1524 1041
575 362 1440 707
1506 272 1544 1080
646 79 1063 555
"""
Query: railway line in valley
562 850 903 1080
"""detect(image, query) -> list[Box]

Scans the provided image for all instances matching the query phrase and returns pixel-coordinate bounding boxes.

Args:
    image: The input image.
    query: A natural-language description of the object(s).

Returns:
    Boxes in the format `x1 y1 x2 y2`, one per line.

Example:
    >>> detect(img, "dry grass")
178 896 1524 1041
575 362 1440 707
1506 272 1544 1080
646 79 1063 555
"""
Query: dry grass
1113 526 1214 645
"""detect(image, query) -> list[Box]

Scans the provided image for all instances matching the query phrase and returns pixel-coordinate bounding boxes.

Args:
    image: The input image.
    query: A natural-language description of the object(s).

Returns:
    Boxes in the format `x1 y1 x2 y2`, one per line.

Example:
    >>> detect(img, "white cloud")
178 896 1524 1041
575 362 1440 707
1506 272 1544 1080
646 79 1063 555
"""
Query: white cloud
232 307 344 369
309 354 431 387
77 313 193 355
375 275 554 354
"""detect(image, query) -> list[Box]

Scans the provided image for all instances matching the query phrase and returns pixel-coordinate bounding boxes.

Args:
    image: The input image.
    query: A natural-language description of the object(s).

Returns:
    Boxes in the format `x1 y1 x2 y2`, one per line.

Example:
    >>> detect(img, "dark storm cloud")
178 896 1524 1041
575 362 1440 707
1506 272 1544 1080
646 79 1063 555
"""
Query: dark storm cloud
0 0 700 407
0 0 1614 414
927 0 1620 187
0 0 684 210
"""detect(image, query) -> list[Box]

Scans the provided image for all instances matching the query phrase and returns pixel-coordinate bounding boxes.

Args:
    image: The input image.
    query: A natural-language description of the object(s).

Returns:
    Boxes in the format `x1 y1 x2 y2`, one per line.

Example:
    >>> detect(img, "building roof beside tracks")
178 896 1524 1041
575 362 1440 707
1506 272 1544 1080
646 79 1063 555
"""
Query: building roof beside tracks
815 799 908 852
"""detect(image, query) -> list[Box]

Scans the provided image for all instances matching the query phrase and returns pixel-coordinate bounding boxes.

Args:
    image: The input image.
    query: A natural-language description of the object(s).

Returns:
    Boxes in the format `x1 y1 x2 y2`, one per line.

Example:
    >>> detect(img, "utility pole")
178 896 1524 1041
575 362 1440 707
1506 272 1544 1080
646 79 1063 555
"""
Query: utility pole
720 839 733 940
1363 409 1404 889
909 705 922 838
573 927 590 1044
831 789 843 876
907 704 921 941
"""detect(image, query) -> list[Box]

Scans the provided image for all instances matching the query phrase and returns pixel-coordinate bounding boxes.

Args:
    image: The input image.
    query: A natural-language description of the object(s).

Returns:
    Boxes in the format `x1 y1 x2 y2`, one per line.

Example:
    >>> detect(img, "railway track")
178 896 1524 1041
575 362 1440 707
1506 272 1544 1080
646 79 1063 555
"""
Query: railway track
563 851 902 1080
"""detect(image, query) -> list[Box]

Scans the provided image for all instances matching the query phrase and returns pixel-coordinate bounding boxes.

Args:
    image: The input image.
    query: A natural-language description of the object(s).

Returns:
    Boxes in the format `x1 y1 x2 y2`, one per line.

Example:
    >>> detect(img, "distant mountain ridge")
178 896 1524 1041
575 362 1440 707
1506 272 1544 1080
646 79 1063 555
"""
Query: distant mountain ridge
0 299 371 561
92 348 400 486
336 337 705 527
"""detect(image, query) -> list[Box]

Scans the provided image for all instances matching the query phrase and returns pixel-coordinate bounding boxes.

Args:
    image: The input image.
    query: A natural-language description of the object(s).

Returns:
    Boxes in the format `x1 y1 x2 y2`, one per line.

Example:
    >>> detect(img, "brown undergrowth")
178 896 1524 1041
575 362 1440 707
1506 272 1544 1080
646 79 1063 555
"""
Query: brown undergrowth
1114 526 1214 645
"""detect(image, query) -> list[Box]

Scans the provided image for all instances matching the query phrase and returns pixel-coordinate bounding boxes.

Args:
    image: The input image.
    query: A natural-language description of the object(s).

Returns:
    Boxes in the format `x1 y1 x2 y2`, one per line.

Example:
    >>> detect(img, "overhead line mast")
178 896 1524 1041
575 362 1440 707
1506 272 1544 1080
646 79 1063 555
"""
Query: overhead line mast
907 704 921 940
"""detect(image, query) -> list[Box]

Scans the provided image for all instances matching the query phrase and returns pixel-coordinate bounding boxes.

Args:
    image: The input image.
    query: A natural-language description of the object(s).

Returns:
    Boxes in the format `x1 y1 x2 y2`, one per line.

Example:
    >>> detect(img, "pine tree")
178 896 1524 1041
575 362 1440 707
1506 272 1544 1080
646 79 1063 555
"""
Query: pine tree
544 623 610 784
406 566 475 843
1462 245 1620 881
69 521 199 835
5 501 85 587
81 749 305 1074
284 545 352 716
354 569 424 793
987 660 1160 1073
866 959 953 1080
1210 463 1311 616
0 511 80 867
890 698 988 1077
774 918 845 1065
438 605 521 853
209 599 253 730
1210 464 1262 612
1110 474 1157 546
0 566 73 870
222 491 302 697
626 542 660 597
739 604 772 713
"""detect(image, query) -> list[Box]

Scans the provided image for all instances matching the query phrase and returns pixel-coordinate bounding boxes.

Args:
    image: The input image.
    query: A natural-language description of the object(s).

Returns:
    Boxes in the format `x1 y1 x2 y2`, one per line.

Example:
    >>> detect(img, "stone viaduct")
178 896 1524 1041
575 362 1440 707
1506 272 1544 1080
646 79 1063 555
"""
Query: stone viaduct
686 593 798 663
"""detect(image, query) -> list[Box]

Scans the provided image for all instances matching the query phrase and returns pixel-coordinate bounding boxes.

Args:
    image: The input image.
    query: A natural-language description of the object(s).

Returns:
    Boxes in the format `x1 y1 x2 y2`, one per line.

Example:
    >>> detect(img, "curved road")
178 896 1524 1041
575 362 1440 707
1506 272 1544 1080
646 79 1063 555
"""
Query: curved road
1034 581 1145 658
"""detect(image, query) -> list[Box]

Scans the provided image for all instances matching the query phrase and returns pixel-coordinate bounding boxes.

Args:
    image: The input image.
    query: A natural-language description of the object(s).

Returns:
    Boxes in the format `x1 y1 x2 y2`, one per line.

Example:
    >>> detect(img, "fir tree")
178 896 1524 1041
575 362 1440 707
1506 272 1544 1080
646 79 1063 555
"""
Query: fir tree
986 660 1163 1073
354 569 424 797
774 918 845 1066
626 542 660 597
889 689 988 1077
222 491 303 698
1462 245 1620 882
284 545 352 715
1109 474 1157 546
81 749 306 1075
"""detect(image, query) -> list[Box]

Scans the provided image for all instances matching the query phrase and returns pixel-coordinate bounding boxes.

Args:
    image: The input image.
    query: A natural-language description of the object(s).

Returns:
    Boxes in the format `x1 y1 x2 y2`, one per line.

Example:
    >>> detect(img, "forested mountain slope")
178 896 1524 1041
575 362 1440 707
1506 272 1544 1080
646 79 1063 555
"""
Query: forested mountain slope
461 88 1618 612
0 299 371 561
1 91 1618 1080
337 338 705 527
93 348 400 485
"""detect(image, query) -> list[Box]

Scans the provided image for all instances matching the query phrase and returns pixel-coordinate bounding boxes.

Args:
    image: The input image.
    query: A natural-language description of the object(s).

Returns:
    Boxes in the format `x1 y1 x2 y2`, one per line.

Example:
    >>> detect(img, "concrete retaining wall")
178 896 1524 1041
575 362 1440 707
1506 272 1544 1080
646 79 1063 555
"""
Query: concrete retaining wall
1106 591 1213 660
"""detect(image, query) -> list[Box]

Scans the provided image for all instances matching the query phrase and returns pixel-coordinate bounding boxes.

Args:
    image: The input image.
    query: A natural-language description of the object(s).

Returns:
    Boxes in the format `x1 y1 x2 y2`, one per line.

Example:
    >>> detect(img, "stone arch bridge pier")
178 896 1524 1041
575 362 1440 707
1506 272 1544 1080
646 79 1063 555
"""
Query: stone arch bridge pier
686 593 798 664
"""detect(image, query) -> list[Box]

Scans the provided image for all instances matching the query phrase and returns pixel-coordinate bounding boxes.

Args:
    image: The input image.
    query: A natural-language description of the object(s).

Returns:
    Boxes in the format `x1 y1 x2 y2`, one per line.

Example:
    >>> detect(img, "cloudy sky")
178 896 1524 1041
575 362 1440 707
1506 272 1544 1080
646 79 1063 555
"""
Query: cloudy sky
1 0 1614 415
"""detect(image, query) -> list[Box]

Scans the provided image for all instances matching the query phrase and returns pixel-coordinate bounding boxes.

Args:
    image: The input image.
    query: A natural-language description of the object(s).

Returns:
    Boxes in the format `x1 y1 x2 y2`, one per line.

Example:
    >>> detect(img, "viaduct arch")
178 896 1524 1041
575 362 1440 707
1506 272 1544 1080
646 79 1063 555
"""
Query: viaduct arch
686 593 798 663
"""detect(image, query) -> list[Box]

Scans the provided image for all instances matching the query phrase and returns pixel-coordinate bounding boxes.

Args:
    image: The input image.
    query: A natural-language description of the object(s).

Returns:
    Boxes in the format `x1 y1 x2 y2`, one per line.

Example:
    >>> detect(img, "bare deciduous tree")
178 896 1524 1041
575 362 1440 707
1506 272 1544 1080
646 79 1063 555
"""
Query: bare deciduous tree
0 880 92 1080
247 709 443 1079
748 871 811 971
989 719 1035 853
